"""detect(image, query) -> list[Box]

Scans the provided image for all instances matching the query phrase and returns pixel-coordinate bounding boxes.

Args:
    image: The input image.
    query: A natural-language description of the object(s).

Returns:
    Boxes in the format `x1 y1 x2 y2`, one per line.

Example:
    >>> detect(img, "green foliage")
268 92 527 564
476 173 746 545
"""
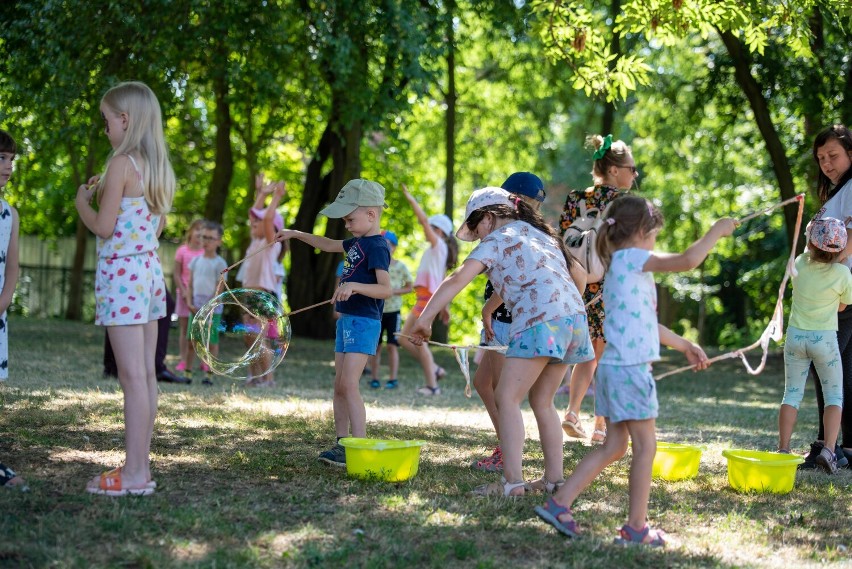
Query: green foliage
531 0 852 101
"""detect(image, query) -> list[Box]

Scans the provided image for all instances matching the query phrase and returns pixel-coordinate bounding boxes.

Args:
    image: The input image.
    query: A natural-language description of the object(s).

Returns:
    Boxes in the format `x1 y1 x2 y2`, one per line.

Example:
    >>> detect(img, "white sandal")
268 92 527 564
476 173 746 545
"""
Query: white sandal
472 476 528 497
561 410 587 439
529 477 565 494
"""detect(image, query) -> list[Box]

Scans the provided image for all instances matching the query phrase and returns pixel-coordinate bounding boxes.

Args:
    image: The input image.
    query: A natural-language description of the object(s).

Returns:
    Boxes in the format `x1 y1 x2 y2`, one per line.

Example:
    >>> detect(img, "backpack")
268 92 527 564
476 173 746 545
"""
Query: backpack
561 192 613 284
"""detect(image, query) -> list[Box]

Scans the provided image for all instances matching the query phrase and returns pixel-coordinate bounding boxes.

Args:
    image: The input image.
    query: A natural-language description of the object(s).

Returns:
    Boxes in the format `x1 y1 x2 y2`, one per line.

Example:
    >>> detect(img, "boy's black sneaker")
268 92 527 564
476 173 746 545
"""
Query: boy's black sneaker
798 441 823 470
318 444 346 467
798 441 848 470
834 444 849 469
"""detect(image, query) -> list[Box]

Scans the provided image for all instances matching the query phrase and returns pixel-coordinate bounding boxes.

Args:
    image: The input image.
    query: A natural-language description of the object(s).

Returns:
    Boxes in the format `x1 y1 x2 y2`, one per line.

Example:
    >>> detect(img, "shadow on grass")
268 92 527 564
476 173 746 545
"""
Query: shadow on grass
1 317 848 568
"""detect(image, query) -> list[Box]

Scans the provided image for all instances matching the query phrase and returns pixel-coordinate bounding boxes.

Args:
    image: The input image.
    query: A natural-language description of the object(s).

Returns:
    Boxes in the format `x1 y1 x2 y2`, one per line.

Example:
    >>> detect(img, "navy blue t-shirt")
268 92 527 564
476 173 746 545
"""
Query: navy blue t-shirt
337 235 391 320
485 280 512 324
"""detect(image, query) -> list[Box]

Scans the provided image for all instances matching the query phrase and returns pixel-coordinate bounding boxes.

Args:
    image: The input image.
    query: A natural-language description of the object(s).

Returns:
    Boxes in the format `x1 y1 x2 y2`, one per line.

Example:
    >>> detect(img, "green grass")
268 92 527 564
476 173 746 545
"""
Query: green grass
1 316 851 568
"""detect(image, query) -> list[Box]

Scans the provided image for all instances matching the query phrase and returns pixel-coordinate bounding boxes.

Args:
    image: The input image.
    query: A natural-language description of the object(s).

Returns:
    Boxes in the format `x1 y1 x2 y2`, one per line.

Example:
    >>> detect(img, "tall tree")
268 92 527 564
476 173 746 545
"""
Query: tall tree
288 0 442 338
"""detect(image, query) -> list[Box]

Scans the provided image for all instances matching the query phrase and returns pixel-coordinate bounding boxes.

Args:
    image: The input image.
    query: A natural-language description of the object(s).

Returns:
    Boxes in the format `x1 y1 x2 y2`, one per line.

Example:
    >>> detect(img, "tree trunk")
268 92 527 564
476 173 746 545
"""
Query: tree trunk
719 30 798 249
205 72 233 225
444 0 456 217
287 102 362 339
65 129 100 321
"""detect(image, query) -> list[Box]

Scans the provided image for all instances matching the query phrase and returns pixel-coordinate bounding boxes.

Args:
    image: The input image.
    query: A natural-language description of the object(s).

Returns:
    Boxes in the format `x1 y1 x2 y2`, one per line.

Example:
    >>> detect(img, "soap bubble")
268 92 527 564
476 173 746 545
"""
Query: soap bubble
190 288 291 380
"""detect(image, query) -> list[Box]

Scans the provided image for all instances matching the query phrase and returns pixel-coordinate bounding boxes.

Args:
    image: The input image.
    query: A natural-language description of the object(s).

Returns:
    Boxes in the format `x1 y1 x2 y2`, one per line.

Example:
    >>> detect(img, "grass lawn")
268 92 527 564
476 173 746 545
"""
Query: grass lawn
1 315 851 568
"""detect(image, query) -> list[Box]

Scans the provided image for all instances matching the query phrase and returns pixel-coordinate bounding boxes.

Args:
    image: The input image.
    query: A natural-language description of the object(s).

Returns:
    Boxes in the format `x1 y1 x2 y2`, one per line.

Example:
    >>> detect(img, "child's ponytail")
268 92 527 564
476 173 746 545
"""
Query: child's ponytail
595 196 664 270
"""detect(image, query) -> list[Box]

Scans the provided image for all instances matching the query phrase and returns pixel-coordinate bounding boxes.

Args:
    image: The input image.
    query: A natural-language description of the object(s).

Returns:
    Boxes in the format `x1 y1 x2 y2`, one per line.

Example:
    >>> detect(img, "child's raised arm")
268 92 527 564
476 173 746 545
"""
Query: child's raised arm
402 184 440 247
659 324 710 371
277 229 344 253
263 181 286 244
411 258 485 342
644 218 736 273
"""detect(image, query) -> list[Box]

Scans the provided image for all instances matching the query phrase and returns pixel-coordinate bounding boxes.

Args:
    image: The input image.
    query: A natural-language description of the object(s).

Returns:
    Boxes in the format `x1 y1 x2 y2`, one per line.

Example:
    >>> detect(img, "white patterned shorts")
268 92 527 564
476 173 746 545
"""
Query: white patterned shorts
95 251 167 326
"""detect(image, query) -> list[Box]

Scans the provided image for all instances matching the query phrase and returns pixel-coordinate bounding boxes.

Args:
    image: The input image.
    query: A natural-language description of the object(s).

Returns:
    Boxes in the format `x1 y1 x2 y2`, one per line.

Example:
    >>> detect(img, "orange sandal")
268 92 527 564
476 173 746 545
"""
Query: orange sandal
86 467 155 497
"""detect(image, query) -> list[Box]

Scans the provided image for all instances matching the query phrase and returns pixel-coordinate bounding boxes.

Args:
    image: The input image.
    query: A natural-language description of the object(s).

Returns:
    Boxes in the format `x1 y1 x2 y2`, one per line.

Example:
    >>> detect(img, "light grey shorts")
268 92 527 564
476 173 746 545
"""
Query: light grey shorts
595 362 659 423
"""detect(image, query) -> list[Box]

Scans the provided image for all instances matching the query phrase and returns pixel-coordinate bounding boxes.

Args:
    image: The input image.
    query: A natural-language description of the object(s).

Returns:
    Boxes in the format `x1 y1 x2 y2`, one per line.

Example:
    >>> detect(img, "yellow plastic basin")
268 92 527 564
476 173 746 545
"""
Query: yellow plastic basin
722 449 804 494
652 442 702 481
339 438 426 482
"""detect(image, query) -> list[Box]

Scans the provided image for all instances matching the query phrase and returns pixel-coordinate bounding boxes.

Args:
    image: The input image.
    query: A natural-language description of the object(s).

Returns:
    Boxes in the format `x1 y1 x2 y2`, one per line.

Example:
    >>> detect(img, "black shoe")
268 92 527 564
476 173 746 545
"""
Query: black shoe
834 444 849 469
157 369 191 384
318 444 346 467
798 441 823 470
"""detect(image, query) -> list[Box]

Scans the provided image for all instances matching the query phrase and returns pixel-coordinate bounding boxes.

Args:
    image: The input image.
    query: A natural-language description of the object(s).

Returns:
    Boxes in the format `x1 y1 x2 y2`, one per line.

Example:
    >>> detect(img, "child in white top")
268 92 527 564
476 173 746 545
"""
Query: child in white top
241 178 285 387
398 185 458 395
779 216 852 473
186 221 228 384
76 81 175 496
536 195 734 545
0 129 24 491
411 187 591 496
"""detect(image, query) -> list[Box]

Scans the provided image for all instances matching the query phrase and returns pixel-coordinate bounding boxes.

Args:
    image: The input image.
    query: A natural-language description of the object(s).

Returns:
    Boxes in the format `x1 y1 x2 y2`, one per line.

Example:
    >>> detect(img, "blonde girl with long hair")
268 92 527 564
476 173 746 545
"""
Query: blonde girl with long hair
76 81 175 496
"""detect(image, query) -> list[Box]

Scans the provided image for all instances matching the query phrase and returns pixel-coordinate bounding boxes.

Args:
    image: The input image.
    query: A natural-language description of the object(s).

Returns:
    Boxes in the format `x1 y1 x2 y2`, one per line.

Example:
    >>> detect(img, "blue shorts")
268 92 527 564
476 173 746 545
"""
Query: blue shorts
505 315 594 364
335 315 381 355
480 320 511 347
595 362 659 423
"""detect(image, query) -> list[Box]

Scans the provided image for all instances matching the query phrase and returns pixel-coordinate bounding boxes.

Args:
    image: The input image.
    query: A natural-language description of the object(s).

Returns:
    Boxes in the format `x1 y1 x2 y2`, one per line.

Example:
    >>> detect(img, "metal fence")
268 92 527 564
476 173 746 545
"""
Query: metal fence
11 235 179 322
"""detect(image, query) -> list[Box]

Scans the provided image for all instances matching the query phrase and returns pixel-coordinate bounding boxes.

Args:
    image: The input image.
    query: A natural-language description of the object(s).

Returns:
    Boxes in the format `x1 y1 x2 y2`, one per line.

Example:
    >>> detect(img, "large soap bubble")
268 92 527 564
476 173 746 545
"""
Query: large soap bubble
190 288 291 380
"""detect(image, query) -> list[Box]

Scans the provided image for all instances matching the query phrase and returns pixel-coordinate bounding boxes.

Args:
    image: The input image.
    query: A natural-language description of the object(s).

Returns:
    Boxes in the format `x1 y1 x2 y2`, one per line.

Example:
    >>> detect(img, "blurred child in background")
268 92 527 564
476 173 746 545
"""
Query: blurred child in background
368 230 412 389
186 220 228 385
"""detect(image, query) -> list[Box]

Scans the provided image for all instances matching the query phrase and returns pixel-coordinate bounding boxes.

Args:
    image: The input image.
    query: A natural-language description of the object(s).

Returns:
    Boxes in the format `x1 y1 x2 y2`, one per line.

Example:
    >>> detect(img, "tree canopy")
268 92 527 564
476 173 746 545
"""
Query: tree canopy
0 0 849 344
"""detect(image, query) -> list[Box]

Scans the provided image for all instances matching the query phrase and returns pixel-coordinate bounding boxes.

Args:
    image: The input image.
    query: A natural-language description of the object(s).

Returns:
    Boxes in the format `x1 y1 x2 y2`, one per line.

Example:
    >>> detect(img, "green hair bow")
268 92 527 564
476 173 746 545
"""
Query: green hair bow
592 134 613 160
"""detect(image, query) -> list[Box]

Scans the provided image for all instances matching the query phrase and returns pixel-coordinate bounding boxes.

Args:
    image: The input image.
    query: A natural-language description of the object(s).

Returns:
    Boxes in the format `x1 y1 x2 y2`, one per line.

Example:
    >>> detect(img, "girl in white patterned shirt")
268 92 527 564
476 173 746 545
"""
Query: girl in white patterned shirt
411 187 590 497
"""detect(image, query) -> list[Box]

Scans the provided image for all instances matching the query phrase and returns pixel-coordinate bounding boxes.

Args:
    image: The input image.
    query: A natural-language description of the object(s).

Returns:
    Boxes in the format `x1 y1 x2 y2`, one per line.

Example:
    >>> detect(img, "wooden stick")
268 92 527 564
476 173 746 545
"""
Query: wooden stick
285 299 333 317
735 193 804 225
396 333 507 352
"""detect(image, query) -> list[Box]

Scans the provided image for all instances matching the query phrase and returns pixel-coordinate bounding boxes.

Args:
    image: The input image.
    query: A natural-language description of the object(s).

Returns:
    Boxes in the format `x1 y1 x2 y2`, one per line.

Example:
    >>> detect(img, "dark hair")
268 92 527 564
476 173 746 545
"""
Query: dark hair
814 124 852 203
807 241 844 264
0 130 17 154
204 220 224 237
595 195 665 269
587 134 632 185
444 232 458 270
464 200 577 270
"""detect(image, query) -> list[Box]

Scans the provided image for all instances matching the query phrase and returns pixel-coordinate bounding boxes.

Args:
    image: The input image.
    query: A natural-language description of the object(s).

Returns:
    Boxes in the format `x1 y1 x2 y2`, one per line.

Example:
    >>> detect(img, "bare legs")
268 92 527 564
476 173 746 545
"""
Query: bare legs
563 338 607 438
496 357 566 492
779 403 841 452
399 310 438 390
88 321 158 490
333 352 369 438
473 350 505 439
548 417 656 531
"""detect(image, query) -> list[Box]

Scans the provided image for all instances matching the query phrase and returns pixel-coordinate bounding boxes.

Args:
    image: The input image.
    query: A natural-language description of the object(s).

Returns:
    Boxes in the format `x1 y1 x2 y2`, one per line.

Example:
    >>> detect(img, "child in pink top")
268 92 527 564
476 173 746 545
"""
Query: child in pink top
174 219 205 373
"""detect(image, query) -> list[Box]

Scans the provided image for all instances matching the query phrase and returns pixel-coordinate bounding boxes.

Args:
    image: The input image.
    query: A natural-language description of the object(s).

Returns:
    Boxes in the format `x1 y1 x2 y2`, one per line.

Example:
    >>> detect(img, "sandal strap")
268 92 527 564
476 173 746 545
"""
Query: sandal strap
501 477 527 496
545 496 572 517
618 524 666 546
